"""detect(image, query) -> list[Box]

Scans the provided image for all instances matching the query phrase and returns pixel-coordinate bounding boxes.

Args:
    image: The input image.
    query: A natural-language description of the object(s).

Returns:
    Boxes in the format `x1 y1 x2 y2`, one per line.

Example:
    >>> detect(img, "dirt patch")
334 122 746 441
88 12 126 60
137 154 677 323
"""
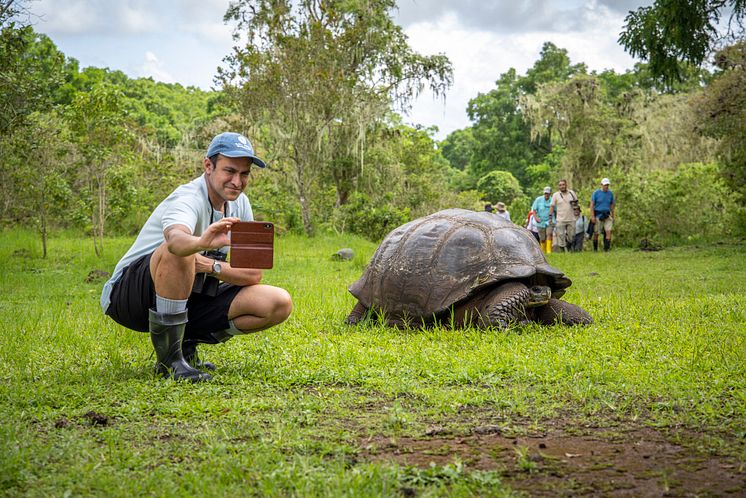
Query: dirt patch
81 411 110 426
84 269 111 283
361 421 745 496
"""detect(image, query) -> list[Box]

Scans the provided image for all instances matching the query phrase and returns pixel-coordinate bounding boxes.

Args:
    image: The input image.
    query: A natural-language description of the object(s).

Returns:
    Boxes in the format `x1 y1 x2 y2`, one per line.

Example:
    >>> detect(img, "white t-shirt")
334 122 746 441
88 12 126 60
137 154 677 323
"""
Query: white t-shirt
100 174 254 312
496 210 511 222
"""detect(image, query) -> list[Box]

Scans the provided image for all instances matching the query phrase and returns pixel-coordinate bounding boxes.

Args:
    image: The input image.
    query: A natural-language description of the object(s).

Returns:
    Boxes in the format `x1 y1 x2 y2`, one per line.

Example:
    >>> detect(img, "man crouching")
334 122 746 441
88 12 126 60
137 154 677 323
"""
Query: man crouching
100 132 292 381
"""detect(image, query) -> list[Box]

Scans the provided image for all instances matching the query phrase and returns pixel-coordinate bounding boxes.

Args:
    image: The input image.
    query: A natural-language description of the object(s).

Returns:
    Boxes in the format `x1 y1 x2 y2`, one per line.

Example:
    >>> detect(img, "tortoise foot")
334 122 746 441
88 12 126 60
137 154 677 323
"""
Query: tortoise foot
532 298 593 325
346 302 368 325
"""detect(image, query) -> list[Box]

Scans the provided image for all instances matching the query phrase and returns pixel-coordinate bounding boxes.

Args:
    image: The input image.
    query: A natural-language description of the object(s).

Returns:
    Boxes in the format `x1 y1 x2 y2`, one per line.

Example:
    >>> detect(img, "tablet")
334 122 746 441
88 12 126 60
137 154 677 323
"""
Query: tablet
230 221 275 269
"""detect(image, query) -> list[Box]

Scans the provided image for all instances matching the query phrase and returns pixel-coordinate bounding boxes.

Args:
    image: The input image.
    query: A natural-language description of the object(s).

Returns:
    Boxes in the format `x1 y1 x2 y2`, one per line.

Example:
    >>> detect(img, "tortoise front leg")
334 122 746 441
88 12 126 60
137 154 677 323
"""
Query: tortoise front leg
456 282 531 329
345 301 368 325
531 298 593 325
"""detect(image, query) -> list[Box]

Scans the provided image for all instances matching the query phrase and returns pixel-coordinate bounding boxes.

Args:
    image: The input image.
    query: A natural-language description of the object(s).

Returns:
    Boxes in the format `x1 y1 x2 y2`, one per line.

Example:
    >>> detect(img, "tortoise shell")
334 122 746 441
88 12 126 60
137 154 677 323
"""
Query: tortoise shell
348 209 572 320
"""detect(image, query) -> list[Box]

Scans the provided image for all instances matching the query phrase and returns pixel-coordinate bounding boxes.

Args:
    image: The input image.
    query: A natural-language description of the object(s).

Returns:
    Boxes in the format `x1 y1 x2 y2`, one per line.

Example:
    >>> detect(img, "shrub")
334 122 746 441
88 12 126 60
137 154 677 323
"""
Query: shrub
476 170 523 204
614 162 740 245
333 192 410 241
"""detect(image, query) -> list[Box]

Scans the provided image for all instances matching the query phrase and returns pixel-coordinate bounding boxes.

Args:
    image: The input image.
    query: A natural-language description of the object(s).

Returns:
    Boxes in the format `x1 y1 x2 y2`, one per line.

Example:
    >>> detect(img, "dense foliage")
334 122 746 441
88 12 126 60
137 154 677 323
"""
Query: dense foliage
619 0 745 86
0 0 744 251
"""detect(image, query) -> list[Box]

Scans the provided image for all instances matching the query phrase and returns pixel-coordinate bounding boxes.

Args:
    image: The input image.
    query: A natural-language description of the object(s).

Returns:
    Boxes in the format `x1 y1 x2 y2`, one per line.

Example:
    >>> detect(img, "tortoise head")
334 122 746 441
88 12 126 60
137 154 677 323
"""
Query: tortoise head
526 285 552 307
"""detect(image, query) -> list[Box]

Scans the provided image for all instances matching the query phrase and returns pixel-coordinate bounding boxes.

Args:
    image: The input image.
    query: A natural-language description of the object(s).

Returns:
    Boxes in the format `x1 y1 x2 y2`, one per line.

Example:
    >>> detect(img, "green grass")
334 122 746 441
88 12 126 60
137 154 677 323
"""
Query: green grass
1 230 744 496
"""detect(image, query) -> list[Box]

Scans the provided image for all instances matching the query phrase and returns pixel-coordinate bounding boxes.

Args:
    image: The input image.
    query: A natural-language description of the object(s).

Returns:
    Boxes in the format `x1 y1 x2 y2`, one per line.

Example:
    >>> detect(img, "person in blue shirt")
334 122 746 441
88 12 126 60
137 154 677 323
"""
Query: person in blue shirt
531 186 554 253
590 177 616 251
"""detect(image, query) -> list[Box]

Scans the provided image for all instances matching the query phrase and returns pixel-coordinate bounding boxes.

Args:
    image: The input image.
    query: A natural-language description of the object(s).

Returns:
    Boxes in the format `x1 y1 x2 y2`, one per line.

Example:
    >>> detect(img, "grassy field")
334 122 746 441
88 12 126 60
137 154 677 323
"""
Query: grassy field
1 230 744 497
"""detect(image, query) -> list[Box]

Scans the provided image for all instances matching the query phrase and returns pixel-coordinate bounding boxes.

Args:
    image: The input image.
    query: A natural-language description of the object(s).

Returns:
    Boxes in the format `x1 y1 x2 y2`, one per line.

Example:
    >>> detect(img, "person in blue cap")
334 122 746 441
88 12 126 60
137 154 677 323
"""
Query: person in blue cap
100 132 293 382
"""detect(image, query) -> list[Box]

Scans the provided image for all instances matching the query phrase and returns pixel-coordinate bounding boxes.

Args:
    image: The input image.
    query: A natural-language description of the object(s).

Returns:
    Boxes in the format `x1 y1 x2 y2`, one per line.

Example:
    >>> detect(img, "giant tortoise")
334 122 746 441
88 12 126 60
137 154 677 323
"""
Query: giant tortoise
346 209 592 328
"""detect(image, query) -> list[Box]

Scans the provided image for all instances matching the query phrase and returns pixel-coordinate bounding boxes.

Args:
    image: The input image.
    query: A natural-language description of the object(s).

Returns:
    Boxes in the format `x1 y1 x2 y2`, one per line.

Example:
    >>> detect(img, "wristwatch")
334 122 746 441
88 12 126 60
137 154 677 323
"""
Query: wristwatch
211 260 222 275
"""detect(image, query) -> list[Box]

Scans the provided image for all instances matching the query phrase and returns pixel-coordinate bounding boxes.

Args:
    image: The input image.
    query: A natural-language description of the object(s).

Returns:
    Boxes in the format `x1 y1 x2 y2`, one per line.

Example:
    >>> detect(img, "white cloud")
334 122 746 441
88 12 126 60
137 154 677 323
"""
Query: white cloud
34 0 99 34
138 51 176 83
118 4 159 33
181 20 234 46
400 3 639 139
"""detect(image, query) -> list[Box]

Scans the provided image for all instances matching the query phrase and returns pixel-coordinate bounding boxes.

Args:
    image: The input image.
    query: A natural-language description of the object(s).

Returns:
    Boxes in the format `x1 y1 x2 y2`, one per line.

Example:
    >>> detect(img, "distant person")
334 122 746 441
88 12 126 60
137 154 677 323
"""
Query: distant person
100 132 293 382
525 210 541 242
572 206 589 252
549 179 578 252
590 177 616 251
531 186 553 253
484 203 494 213
495 202 511 222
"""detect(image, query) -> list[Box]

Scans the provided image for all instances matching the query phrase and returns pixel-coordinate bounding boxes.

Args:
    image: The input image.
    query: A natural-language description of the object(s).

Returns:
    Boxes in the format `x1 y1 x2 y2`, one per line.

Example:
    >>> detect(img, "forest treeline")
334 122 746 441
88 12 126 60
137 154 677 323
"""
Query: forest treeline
1 0 744 257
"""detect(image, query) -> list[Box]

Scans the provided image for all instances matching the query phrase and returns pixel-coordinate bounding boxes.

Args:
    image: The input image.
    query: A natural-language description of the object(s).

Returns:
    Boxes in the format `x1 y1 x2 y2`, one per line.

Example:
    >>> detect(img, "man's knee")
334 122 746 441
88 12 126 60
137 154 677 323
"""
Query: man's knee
229 285 293 331
268 287 293 323
150 243 196 296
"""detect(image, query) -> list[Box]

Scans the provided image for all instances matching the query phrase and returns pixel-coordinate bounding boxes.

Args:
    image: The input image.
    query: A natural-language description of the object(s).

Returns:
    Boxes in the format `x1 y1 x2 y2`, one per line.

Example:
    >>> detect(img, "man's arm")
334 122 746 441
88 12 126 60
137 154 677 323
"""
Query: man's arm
164 217 240 256
531 199 540 222
589 196 596 223
194 252 262 286
166 220 263 287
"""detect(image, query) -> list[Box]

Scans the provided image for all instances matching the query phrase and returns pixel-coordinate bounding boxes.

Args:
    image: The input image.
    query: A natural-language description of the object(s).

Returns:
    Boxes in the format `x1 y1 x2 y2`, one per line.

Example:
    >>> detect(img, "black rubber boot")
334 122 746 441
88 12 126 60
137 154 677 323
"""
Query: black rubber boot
182 340 216 371
603 238 611 252
593 239 598 251
149 309 212 382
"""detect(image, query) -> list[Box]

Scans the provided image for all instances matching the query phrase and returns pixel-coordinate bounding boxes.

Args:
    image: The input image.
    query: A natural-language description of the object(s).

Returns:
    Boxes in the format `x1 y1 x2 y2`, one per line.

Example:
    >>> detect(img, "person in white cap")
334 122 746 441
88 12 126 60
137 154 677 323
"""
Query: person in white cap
531 186 554 253
590 177 616 251
100 132 293 382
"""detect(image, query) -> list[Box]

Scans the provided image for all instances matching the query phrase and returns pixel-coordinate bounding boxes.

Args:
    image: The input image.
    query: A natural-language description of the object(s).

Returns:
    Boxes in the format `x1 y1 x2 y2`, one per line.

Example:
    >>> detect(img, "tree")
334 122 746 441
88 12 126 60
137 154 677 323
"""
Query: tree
66 83 133 256
2 111 74 256
476 170 523 205
219 0 452 235
465 43 585 187
521 74 636 186
619 0 745 85
693 40 746 212
0 23 66 134
466 68 540 186
439 127 475 171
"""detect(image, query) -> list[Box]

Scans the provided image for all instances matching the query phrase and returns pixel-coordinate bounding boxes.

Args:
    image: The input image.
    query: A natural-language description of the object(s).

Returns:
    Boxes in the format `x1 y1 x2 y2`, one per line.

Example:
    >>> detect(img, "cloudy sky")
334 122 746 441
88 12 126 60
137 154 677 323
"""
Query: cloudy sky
27 0 651 139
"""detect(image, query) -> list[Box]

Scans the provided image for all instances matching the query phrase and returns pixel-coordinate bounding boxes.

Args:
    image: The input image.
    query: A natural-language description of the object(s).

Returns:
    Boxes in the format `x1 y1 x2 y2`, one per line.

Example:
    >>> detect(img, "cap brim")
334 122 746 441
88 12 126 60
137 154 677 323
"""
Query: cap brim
219 150 267 168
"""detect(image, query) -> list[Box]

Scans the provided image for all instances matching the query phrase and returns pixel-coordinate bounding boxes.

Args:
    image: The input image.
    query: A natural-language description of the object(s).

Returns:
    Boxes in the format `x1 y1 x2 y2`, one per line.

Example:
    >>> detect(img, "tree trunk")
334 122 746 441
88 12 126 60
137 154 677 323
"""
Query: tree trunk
293 156 315 236
92 172 106 257
299 192 313 236
40 193 47 259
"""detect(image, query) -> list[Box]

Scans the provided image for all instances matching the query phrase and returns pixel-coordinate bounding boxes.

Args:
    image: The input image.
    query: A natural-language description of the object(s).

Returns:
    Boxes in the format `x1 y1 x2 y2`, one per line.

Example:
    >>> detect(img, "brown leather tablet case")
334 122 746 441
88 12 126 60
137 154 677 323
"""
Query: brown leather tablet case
230 222 274 269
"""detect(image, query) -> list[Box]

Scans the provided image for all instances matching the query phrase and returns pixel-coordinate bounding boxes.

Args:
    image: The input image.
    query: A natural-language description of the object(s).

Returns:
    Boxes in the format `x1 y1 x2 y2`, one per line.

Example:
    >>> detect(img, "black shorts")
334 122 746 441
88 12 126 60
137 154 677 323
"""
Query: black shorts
105 253 243 342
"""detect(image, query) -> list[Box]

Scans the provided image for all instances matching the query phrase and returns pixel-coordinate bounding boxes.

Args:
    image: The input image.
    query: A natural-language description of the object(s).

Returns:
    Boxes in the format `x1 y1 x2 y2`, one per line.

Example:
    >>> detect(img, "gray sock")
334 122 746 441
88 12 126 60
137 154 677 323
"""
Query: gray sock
156 295 188 314
224 319 243 336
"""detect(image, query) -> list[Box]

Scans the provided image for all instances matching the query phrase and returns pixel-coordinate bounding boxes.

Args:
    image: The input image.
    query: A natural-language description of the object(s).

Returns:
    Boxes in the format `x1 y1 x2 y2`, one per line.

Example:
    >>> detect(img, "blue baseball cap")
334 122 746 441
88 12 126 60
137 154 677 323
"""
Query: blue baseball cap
206 132 266 168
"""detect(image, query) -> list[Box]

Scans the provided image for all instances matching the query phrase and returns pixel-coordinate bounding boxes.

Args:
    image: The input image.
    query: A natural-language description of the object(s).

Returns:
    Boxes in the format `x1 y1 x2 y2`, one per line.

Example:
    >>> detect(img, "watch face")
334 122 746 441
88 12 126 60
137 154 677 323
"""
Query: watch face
212 261 222 274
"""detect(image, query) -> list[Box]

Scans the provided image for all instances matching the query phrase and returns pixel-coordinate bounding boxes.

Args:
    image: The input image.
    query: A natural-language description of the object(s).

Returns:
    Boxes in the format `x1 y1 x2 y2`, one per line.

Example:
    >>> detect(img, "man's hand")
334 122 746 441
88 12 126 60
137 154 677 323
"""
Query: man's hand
197 217 240 251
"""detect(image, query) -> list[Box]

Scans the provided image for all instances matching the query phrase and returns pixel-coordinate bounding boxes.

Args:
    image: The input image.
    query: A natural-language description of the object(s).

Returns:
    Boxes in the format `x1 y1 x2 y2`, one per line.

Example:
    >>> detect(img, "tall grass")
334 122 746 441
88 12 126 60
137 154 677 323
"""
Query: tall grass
1 230 744 496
